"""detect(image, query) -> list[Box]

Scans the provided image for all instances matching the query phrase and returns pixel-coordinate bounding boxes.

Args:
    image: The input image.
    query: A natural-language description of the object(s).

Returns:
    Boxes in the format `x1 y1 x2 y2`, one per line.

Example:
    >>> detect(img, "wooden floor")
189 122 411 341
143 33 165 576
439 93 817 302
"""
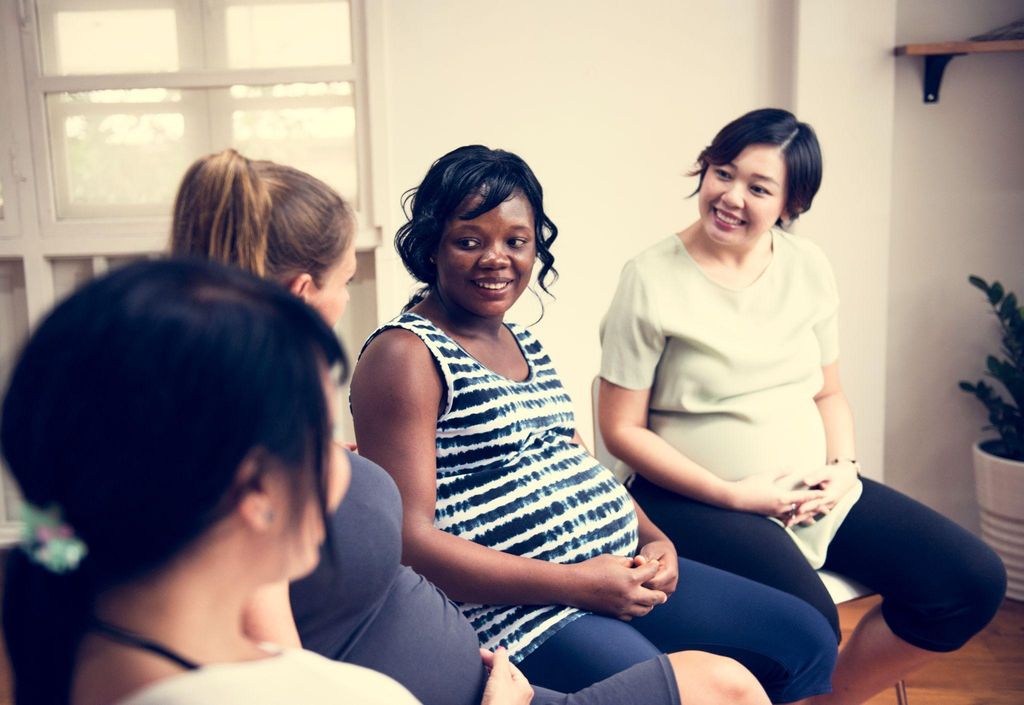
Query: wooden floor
0 595 1020 703
842 596 1024 705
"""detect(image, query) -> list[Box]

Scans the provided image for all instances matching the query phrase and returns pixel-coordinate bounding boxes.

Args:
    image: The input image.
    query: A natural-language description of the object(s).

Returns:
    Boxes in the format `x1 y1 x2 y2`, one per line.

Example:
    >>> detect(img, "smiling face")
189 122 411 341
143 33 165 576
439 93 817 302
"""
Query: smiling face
697 144 789 250
433 191 536 320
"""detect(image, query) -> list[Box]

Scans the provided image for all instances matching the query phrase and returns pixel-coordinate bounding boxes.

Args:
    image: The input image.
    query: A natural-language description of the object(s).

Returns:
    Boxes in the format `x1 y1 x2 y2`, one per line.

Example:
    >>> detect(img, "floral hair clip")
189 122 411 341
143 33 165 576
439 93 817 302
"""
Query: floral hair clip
19 501 88 574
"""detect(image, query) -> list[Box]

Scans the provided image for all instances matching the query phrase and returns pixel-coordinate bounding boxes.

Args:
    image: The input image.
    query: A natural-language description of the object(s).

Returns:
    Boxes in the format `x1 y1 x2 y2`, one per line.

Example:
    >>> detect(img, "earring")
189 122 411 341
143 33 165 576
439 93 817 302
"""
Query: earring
263 509 275 525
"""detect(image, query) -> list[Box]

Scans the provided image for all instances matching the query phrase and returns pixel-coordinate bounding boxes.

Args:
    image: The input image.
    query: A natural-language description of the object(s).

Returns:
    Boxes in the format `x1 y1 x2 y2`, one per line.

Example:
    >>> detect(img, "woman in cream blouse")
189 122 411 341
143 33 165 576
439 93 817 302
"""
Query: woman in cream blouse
598 108 1006 705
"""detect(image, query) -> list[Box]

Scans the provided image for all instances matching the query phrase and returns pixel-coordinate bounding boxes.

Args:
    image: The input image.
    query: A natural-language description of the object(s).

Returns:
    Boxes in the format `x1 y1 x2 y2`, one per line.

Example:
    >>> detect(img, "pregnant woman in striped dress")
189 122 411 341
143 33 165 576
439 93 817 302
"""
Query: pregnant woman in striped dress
350 145 838 703
172 148 748 705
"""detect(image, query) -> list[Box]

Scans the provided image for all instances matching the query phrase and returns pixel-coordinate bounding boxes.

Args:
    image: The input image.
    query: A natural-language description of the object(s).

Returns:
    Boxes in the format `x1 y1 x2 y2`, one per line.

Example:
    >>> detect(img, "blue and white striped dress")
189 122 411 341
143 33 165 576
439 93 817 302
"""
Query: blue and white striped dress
365 313 640 662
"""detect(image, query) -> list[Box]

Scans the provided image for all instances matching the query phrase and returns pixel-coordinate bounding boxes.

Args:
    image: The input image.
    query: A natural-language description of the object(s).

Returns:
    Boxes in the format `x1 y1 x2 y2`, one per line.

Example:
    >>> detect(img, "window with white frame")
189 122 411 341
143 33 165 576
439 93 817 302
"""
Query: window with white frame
0 0 383 544
30 0 375 233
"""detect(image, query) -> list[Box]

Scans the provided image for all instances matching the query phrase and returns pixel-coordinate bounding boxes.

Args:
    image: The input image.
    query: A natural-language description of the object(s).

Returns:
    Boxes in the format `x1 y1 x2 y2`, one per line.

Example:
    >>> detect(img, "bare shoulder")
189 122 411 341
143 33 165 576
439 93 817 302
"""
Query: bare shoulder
351 327 443 414
353 328 439 389
358 326 435 368
350 326 444 497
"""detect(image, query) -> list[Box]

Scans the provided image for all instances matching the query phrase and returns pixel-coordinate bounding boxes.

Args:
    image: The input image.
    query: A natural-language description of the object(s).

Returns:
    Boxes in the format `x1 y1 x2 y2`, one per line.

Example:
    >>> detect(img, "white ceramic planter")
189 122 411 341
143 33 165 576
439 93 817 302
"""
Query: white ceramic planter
973 441 1024 601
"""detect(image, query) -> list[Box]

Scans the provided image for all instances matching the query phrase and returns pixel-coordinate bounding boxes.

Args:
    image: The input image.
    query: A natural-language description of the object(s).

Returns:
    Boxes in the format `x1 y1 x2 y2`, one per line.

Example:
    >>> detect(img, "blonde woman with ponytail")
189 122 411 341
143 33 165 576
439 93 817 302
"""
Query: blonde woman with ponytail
171 149 357 326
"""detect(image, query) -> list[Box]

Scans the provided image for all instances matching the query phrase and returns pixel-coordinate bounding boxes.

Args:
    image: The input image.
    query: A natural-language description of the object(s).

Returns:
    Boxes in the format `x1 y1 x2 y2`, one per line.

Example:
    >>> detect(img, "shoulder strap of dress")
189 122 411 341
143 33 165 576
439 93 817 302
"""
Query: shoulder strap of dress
360 313 460 418
91 619 201 671
506 322 552 375
360 313 442 358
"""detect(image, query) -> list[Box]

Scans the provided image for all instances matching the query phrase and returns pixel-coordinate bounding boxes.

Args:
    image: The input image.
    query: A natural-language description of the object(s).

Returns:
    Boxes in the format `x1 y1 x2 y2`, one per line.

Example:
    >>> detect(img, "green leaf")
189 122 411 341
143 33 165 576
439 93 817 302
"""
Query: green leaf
987 356 1001 376
1000 293 1018 319
989 282 1005 305
965 276 1022 452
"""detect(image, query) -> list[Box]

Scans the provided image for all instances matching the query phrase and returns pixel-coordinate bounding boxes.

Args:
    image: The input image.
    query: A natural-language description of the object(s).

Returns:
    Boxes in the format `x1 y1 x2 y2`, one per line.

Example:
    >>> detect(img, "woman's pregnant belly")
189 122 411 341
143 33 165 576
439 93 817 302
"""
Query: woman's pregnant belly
343 566 487 705
648 398 826 483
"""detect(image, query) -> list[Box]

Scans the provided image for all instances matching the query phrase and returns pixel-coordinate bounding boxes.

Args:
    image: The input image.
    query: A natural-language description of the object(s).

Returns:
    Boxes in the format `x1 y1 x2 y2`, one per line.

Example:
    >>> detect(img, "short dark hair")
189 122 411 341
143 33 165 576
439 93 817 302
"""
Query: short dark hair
1 258 345 705
691 108 823 225
394 145 558 308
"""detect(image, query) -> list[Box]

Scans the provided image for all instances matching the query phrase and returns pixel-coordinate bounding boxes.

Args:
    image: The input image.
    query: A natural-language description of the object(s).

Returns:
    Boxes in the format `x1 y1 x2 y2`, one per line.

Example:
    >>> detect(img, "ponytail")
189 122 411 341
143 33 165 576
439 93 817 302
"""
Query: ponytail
3 551 93 705
170 149 273 276
170 150 354 287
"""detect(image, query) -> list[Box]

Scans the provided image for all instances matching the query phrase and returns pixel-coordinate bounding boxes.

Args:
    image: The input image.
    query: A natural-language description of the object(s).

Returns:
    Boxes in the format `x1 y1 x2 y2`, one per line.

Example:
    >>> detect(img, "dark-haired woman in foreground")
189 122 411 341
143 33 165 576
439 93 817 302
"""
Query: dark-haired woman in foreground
598 108 1007 705
351 144 838 703
170 148 751 705
0 259 425 704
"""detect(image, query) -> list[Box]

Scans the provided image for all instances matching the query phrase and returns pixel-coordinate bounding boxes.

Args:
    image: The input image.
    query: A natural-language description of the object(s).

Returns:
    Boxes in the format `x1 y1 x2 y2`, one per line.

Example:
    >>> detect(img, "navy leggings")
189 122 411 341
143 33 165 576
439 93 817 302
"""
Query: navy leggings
518 557 836 703
630 475 1007 651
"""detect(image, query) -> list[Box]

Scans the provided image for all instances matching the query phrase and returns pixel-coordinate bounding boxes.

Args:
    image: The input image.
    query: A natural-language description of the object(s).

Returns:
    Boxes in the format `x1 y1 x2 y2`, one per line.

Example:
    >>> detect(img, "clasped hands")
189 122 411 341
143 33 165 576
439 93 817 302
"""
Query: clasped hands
730 463 860 527
571 539 679 621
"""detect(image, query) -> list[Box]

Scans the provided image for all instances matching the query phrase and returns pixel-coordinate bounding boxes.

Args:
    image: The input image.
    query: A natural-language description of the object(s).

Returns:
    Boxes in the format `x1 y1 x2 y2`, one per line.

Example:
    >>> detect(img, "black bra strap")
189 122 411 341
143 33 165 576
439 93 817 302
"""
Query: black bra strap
91 619 200 671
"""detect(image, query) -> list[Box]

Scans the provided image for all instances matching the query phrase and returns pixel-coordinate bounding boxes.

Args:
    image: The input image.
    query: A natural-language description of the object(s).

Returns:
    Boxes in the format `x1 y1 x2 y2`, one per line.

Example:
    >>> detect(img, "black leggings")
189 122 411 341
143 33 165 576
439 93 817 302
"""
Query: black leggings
517 557 836 701
630 475 1007 652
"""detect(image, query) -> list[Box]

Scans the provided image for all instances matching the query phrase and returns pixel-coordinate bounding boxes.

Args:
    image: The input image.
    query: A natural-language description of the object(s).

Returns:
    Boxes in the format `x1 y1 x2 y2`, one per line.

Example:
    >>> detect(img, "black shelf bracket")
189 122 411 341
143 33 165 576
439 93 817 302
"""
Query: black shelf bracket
922 53 965 103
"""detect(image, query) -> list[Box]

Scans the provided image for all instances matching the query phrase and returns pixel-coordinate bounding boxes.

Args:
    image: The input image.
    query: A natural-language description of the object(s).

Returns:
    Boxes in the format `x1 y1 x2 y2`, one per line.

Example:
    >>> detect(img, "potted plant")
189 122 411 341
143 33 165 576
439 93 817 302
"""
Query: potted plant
960 275 1023 600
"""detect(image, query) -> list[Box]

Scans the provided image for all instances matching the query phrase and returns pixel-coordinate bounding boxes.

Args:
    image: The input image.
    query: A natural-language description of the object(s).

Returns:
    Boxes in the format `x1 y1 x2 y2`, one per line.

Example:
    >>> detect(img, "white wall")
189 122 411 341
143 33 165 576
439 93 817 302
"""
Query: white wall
885 0 1024 531
791 0 897 481
374 2 1024 532
376 0 899 465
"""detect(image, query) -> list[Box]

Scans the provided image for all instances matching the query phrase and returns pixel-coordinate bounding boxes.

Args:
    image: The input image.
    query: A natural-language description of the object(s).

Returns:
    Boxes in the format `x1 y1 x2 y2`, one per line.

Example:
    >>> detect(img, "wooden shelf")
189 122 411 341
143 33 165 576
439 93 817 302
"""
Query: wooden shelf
895 39 1024 56
893 39 1024 103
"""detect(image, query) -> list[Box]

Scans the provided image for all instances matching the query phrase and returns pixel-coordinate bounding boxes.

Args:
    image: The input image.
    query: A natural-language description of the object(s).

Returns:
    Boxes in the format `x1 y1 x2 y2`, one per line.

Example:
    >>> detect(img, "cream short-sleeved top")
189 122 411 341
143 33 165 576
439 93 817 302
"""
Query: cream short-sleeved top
117 649 421 705
600 231 861 568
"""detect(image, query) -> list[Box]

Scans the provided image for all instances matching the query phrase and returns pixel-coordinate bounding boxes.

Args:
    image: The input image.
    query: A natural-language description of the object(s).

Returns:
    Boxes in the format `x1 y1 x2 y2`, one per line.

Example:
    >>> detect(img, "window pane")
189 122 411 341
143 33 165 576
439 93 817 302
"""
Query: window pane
47 89 202 218
47 82 356 219
222 1 351 68
37 1 189 75
37 0 351 75
230 82 357 204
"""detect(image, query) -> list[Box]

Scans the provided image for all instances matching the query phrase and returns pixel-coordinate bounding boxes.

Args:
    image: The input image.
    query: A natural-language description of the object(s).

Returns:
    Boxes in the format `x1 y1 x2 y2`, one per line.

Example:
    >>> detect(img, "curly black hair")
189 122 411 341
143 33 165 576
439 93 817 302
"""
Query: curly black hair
395 145 558 309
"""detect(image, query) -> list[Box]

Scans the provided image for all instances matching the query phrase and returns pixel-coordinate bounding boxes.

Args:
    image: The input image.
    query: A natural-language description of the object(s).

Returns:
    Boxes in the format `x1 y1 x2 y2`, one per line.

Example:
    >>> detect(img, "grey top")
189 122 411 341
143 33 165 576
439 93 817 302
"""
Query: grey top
291 451 487 705
290 451 679 705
